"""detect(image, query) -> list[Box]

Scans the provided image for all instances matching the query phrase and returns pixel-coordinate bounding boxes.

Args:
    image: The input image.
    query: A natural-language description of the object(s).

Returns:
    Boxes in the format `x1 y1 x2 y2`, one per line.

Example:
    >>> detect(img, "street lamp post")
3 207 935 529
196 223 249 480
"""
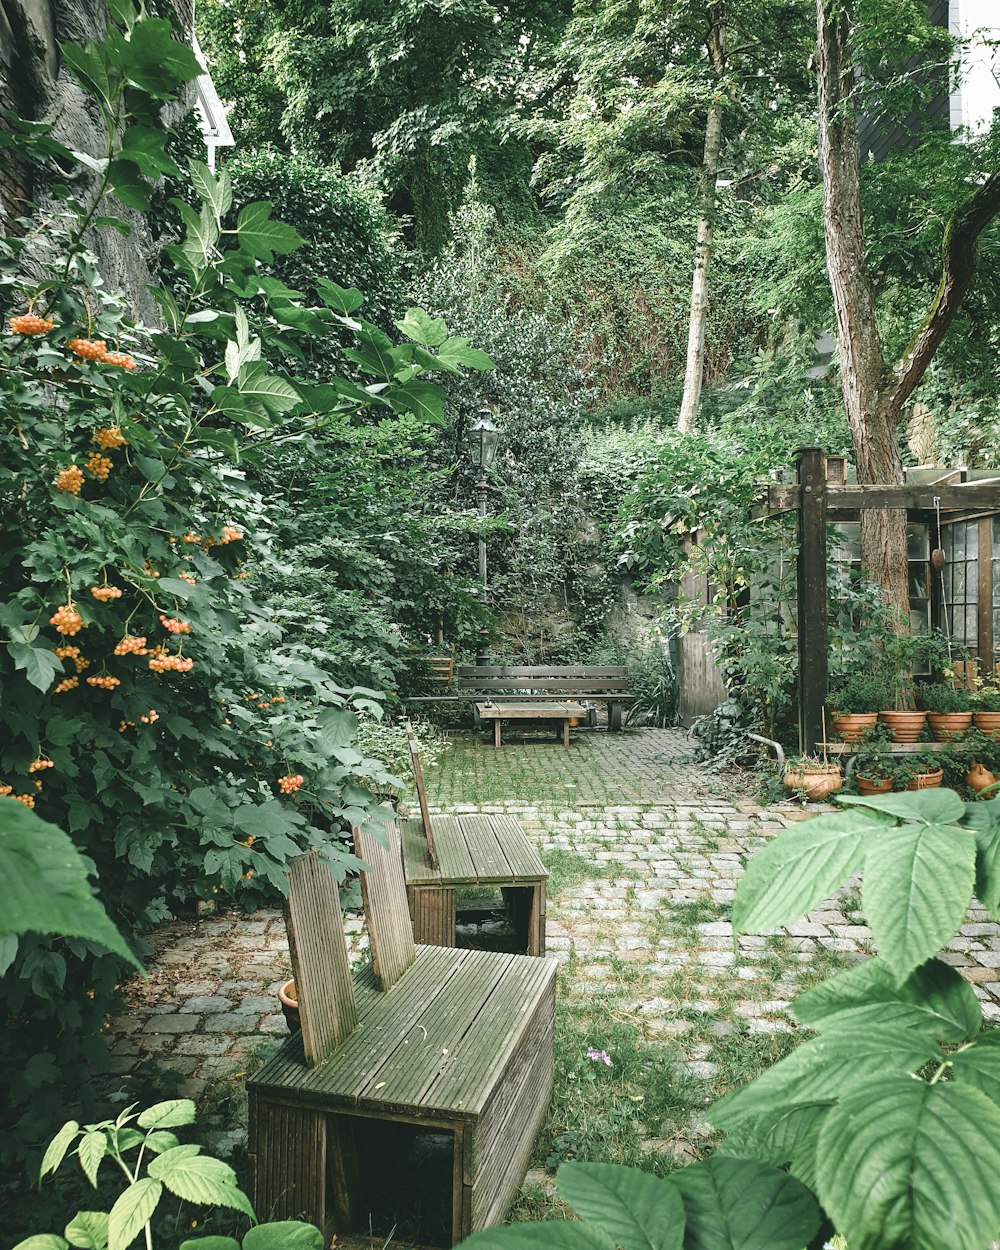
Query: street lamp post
467 413 500 667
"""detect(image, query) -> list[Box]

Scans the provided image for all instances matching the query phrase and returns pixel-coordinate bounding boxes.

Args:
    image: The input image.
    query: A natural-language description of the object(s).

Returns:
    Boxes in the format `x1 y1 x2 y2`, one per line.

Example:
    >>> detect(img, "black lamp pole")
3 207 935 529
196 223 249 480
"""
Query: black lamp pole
467 413 500 667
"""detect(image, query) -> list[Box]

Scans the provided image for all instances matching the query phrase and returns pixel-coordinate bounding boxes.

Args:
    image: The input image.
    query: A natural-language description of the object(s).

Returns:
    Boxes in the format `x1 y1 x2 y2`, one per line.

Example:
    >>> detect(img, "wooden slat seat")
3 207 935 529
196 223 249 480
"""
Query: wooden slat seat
248 839 557 1245
455 665 635 731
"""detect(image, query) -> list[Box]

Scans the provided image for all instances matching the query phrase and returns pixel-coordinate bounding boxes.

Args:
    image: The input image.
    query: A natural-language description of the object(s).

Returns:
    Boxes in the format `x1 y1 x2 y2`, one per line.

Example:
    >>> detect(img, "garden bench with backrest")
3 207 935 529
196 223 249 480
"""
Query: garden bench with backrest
459 665 635 732
247 832 557 1246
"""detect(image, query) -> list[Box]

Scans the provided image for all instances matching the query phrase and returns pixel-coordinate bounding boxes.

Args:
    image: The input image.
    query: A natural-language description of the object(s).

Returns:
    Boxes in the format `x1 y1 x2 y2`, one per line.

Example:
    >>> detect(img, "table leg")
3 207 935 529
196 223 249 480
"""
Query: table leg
494 718 501 748
562 718 569 748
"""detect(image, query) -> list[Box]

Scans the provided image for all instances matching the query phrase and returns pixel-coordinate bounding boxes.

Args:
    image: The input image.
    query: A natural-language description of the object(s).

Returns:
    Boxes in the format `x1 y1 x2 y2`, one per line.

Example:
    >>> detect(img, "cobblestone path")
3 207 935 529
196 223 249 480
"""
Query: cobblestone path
110 727 1000 1184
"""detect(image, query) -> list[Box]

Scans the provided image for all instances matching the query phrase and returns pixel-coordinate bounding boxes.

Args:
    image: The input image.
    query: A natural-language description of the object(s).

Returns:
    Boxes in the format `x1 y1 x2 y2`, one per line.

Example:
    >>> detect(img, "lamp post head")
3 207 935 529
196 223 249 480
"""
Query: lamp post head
467 413 500 474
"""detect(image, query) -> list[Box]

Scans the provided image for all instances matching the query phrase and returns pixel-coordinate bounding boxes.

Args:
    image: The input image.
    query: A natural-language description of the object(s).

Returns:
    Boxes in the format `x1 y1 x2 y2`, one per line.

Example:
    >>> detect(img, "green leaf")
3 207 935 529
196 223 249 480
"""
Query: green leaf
972 818 1000 917
0 801 141 968
952 1030 1000 1106
146 1146 255 1217
179 1241 239 1250
387 379 446 423
557 1162 683 1250
731 808 874 934
837 788 966 824
14 1239 69 1250
237 362 301 416
343 339 396 380
60 41 111 103
107 1177 162 1250
142 1130 179 1154
437 335 496 371
396 307 449 347
670 1156 820 1250
459 1226 614 1250
65 1212 109 1250
191 160 232 222
236 201 303 261
78 1129 107 1186
0 933 17 975
817 1076 1000 1250
137 1099 196 1129
121 18 202 96
715 1102 831 1168
792 957 981 1042
40 1121 80 1179
106 159 151 212
242 1223 325 1250
709 1027 941 1131
120 126 179 178
314 279 364 314
863 822 977 981
8 641 62 692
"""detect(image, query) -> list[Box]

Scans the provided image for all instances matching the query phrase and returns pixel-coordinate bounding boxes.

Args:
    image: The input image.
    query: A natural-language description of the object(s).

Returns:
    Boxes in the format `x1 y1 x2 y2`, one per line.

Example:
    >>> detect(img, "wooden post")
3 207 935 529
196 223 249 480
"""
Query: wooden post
796 449 829 755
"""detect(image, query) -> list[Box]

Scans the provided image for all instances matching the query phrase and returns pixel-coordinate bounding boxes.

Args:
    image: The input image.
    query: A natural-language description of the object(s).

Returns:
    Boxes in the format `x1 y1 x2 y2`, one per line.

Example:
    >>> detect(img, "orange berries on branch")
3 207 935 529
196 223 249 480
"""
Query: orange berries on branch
54 676 79 694
90 585 122 602
148 648 193 673
178 572 196 585
277 774 304 795
86 675 120 690
28 758 54 774
0 785 11 797
86 452 113 481
140 710 159 724
13 793 35 809
50 605 84 636
9 313 54 335
114 634 148 656
55 465 84 495
67 337 107 362
220 525 244 544
103 351 136 371
94 426 127 449
159 615 190 635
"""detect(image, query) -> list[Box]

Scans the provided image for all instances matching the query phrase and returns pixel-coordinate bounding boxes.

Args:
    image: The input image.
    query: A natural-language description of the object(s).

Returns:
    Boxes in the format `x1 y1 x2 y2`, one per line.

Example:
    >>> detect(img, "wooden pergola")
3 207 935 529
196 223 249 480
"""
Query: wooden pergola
768 448 1000 755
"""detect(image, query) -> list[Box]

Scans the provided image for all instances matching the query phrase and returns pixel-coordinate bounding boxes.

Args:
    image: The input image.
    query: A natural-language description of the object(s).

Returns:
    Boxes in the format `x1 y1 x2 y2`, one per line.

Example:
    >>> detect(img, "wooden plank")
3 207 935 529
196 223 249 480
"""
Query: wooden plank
249 1094 328 1225
354 825 415 990
285 851 357 1066
796 449 829 756
456 666 627 678
399 815 442 884
486 815 545 879
770 482 1000 513
405 724 437 868
475 702 587 720
457 815 509 880
458 677 628 691
409 886 456 947
433 816 479 882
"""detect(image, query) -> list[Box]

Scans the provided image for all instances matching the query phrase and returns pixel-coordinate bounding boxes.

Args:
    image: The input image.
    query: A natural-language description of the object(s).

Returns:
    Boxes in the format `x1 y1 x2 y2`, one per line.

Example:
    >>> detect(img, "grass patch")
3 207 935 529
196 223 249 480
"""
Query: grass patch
543 848 602 895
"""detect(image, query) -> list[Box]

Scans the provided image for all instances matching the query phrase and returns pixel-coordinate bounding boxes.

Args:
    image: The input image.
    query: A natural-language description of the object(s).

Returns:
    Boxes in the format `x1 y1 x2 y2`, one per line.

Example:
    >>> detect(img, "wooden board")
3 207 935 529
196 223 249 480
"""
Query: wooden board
456 666 627 678
475 702 587 720
354 825 415 991
405 724 437 868
401 814 545 886
458 676 628 691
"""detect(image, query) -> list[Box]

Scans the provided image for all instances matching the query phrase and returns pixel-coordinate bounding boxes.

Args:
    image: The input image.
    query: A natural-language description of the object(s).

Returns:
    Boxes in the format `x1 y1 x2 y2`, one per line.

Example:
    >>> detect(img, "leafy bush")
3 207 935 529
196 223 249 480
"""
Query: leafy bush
829 671 895 714
623 642 677 728
919 682 973 714
353 713 449 798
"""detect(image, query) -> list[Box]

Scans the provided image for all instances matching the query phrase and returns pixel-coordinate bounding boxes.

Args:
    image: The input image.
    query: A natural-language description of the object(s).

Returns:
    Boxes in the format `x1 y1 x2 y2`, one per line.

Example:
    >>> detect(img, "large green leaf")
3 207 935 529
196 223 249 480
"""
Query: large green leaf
670 1156 820 1250
715 1102 831 1168
557 1162 683 1250
817 1076 1000 1250
13 1238 69 1250
40 1121 80 1179
314 278 364 314
792 957 981 1042
732 809 875 933
437 336 496 371
108 1177 162 1250
972 818 1000 917
65 1212 109 1250
952 1030 1000 1106
396 307 449 347
0 802 141 967
78 1129 107 1187
387 379 446 423
8 640 62 692
137 1099 196 1130
236 202 303 261
236 362 301 416
459 1225 614 1250
191 160 232 223
121 18 202 96
146 1146 254 1217
862 822 977 981
242 1223 325 1250
837 788 966 824
709 1027 940 1131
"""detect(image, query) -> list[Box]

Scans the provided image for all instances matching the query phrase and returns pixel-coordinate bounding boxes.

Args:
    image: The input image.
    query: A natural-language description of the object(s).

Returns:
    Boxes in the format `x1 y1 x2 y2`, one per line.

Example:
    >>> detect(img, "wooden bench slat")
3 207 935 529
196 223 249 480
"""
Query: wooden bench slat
487 815 545 878
455 666 627 677
458 677 628 691
354 825 415 990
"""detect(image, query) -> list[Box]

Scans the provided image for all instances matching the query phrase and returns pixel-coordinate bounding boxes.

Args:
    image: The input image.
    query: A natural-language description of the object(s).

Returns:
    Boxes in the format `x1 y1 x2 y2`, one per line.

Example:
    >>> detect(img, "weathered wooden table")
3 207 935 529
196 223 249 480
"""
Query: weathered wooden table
475 701 588 748
400 813 546 955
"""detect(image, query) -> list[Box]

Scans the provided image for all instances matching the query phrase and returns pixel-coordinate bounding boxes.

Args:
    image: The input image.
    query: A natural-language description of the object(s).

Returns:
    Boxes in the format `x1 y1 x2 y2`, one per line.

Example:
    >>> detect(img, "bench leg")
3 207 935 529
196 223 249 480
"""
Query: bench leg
609 702 623 732
494 719 501 748
562 718 569 748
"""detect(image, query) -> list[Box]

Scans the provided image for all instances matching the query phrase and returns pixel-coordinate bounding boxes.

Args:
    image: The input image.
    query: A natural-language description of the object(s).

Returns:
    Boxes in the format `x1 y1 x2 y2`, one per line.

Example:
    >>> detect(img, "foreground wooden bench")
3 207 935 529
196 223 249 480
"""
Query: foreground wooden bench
475 700 588 748
248 834 557 1245
400 726 547 955
458 666 634 731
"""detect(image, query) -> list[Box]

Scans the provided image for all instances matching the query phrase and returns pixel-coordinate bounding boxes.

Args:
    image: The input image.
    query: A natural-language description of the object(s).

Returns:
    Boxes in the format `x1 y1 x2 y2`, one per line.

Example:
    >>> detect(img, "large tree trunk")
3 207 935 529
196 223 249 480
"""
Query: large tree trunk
677 8 727 435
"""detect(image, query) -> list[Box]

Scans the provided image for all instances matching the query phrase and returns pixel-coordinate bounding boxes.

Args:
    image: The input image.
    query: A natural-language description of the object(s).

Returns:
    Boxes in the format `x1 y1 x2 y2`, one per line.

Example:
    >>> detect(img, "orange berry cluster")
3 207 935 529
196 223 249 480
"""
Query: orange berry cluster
94 426 127 449
220 525 244 544
90 585 122 602
51 605 84 635
13 793 35 808
277 774 304 795
104 351 136 370
114 634 148 656
178 572 197 585
55 465 84 495
159 615 190 635
9 313 55 335
28 758 54 774
0 785 10 797
68 337 107 361
86 452 113 481
55 645 90 673
55 676 79 694
86 675 120 690
148 649 193 673
239 835 256 847
140 709 159 724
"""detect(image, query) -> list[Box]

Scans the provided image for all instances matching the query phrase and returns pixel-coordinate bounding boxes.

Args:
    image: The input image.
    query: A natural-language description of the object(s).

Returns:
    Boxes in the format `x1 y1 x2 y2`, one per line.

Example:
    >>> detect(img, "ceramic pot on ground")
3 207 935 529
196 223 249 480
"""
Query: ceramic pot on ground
831 712 879 744
967 763 998 794
278 979 300 1032
856 775 893 796
784 765 843 801
878 710 927 743
906 768 944 791
974 712 1000 739
927 712 973 742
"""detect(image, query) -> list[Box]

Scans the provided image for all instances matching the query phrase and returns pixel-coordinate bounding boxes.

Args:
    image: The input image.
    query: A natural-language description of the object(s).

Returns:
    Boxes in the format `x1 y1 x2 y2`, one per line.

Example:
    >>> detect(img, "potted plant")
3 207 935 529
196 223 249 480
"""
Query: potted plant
919 682 973 741
784 756 843 801
828 672 895 743
852 729 895 795
974 682 1000 738
897 751 944 791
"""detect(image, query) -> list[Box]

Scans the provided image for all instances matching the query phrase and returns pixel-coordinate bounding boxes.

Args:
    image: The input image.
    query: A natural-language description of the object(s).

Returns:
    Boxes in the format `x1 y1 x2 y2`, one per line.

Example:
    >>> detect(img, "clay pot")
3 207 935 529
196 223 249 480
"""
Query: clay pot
906 768 944 791
967 763 998 794
878 710 927 743
784 765 843 801
926 712 973 742
856 775 893 796
974 712 1000 740
278 979 300 1033
831 712 878 744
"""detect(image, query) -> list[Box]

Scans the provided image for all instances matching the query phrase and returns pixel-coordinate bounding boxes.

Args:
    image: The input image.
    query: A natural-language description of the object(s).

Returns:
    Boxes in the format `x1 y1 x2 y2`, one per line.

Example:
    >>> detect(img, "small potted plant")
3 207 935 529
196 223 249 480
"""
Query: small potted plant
828 672 894 743
974 681 1000 739
784 755 844 801
852 729 895 795
919 683 973 741
898 750 944 791
957 727 1000 794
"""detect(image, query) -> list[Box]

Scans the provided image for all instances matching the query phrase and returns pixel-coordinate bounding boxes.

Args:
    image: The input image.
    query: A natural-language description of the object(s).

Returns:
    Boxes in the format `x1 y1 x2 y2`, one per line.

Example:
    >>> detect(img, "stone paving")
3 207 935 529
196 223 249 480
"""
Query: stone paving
109 726 1000 1171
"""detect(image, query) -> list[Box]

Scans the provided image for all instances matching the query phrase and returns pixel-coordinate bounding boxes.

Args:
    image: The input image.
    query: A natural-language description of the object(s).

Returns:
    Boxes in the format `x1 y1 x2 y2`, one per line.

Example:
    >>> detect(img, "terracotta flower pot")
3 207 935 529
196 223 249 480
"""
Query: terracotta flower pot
878 710 927 743
831 712 879 744
974 712 1000 740
784 765 843 801
856 775 893 796
278 978 300 1033
926 712 973 742
906 768 944 791
967 763 998 794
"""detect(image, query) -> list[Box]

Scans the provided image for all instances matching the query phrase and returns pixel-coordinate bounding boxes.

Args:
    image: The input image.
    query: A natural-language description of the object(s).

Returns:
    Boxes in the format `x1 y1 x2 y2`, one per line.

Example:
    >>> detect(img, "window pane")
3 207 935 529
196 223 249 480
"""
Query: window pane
909 566 929 598
968 523 979 560
832 523 861 562
908 524 929 560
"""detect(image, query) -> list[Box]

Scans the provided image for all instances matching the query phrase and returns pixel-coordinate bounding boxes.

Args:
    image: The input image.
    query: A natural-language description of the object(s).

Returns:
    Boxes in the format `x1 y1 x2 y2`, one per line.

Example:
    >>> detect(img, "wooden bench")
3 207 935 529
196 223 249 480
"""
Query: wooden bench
458 666 635 732
400 726 547 954
248 833 557 1245
474 700 587 748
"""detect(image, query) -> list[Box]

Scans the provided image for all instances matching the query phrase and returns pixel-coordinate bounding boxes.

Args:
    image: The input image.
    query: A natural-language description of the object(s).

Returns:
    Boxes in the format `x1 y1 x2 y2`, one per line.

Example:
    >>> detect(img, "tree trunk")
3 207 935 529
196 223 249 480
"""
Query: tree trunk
677 9 727 435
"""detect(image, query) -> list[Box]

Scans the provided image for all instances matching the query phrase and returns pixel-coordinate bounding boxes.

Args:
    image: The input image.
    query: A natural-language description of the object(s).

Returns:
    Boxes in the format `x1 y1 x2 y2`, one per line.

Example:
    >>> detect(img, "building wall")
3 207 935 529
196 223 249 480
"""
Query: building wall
950 0 1000 134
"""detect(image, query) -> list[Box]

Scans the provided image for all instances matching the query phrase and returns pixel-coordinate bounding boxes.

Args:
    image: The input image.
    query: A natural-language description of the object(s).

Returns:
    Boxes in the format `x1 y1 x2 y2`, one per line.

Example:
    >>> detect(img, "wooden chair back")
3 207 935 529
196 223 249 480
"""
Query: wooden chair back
353 823 416 990
405 723 438 869
285 851 358 1066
